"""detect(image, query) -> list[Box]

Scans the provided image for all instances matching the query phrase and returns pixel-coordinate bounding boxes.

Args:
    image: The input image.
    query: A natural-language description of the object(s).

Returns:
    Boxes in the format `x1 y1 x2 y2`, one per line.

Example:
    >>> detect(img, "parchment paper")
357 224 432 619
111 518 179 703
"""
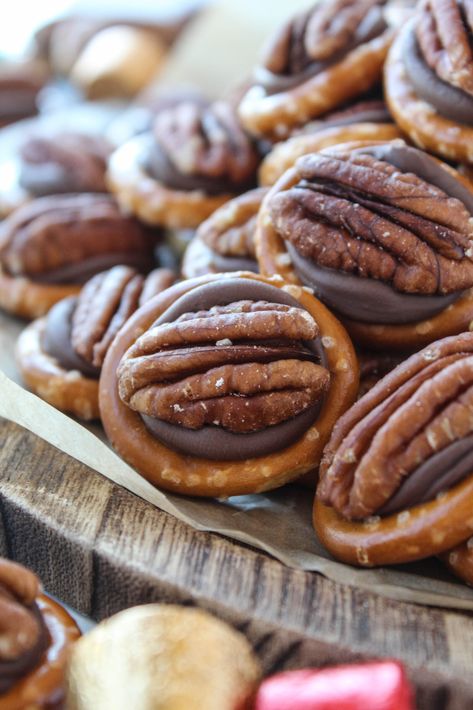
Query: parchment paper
1 311 473 610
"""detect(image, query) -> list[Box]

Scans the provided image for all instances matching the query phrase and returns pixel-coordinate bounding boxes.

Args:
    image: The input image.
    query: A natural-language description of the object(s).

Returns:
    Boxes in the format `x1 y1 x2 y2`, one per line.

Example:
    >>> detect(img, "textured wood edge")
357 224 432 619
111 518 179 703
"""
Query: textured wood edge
0 418 472 709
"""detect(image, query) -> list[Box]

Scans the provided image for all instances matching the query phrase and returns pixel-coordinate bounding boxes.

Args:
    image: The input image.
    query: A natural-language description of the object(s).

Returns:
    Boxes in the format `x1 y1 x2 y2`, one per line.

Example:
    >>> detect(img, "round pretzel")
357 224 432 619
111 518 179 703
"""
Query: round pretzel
99 271 359 496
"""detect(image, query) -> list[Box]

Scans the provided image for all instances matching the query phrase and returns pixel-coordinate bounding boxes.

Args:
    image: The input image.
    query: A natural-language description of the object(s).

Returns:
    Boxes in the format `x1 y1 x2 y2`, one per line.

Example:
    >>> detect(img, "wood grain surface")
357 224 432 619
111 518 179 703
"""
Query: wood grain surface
1 416 472 709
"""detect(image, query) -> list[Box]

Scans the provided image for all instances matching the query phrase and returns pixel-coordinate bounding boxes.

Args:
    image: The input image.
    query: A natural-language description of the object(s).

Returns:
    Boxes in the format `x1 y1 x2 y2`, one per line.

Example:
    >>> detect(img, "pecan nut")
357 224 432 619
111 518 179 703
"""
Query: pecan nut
416 0 473 95
0 194 157 282
260 0 386 76
268 145 473 295
197 187 267 259
318 332 473 519
148 100 260 192
118 298 330 434
0 558 43 667
19 131 112 196
71 265 176 368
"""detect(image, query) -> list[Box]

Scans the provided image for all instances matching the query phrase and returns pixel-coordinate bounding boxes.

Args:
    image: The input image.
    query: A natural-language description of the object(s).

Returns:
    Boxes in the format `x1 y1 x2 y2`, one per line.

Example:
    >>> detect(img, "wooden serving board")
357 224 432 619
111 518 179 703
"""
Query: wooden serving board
1 418 473 708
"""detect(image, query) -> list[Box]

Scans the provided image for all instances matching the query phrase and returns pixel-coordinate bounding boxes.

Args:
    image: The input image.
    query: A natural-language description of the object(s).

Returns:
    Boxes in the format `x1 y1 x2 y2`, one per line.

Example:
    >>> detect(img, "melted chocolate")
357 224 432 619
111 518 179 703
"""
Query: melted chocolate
140 278 327 460
210 252 259 274
256 6 387 95
0 601 49 695
403 21 473 126
287 243 458 323
288 143 472 324
379 435 473 515
33 252 155 285
145 139 255 195
42 297 100 379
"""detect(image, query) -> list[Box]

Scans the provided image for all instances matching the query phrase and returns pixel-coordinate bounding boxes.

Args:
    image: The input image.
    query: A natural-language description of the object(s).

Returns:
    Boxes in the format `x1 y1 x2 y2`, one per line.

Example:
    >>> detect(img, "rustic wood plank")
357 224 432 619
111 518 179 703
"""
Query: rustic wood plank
0 417 472 709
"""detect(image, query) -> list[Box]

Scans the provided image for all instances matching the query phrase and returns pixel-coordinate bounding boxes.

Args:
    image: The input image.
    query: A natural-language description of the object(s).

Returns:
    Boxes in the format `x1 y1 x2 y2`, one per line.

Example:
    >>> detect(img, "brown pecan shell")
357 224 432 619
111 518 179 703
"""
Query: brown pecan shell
268 148 473 295
197 187 267 258
71 266 176 368
118 300 329 434
318 333 473 519
0 194 156 279
416 0 473 96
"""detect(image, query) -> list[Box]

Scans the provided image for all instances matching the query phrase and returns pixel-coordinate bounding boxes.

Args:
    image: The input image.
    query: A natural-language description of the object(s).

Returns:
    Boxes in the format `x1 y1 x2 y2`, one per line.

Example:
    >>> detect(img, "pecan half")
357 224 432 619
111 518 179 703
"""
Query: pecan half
261 0 386 75
268 147 473 295
0 194 156 281
197 187 267 258
19 131 112 196
71 265 176 368
151 100 260 188
318 333 473 519
416 0 473 96
118 299 329 433
0 559 41 662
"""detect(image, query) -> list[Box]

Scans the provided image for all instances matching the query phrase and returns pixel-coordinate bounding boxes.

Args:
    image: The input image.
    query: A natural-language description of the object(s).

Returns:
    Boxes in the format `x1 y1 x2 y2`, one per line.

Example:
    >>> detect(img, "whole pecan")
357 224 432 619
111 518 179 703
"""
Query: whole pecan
318 332 473 519
118 299 329 433
416 0 473 96
0 194 157 282
261 0 386 76
19 131 112 196
268 145 473 295
150 100 260 191
71 265 176 368
0 558 44 670
197 187 267 259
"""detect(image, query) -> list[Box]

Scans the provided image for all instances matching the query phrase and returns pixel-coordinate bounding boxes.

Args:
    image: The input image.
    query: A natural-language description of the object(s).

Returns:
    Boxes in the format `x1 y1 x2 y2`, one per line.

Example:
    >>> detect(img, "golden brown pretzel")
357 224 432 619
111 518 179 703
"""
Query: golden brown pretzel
441 540 473 587
0 268 80 320
106 136 231 229
16 318 100 421
0 594 80 710
239 32 393 140
99 271 359 496
314 485 473 567
259 123 402 186
256 140 473 350
385 22 473 164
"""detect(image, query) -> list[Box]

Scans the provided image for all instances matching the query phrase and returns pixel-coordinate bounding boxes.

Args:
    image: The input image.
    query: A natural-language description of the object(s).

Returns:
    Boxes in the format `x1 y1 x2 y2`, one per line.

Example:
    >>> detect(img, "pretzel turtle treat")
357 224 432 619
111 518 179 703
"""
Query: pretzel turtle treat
385 0 473 163
18 131 112 197
0 193 158 319
0 557 80 710
238 0 393 141
16 265 176 420
107 99 261 230
257 139 473 350
181 187 266 278
99 272 358 496
315 332 473 567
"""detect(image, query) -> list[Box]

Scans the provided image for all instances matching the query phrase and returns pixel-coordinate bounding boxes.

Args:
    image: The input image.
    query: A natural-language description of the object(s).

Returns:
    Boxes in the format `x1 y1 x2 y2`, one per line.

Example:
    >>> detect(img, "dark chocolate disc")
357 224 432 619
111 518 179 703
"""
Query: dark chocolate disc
379 434 473 515
42 297 100 379
287 243 459 324
403 21 473 127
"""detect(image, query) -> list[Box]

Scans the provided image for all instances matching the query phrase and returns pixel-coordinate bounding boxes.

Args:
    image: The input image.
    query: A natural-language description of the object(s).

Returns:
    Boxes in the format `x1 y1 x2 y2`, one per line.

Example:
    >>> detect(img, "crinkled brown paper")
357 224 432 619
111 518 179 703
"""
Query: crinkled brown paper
2 0 473 611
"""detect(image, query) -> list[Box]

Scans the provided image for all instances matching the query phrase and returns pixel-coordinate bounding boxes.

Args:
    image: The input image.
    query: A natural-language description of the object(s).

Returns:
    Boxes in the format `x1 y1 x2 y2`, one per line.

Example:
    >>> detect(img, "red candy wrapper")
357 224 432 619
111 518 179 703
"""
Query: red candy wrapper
254 661 414 710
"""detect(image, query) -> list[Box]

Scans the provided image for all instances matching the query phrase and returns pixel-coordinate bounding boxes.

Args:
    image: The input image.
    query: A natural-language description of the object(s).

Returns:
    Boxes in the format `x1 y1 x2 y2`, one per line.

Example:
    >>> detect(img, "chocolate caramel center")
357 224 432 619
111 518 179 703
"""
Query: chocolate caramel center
42 297 100 379
403 20 473 126
379 434 473 515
